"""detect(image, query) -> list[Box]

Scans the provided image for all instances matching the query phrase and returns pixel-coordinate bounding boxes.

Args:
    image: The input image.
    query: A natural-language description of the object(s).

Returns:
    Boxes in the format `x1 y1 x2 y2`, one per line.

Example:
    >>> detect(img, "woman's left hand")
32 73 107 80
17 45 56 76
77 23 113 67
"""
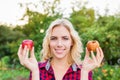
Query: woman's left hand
82 47 104 72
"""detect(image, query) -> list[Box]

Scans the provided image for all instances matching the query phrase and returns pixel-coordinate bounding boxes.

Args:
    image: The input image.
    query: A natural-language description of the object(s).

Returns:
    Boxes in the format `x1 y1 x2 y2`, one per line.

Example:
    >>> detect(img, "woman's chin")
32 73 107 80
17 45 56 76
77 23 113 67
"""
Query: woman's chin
54 54 66 59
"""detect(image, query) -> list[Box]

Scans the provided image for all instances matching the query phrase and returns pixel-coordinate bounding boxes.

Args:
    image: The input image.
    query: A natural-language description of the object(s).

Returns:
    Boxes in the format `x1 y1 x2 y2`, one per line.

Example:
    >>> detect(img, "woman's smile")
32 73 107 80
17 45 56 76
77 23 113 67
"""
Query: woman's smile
55 49 65 54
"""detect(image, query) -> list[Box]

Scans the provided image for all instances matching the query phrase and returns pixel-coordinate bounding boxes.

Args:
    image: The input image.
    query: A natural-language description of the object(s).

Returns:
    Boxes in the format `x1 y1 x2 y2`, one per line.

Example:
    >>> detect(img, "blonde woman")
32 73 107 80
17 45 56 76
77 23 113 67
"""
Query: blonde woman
18 18 104 80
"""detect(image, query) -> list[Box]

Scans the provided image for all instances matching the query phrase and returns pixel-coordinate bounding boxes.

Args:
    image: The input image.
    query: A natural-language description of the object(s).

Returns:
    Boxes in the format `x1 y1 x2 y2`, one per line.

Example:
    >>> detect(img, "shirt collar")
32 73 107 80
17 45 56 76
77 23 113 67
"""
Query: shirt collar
71 63 77 71
45 59 51 71
44 59 79 72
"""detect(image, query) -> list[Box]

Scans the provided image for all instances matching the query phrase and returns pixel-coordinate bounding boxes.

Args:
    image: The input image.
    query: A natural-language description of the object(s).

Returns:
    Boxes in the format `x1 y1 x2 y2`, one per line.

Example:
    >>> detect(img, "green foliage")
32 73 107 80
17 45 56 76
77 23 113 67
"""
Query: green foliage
93 63 120 80
70 9 120 60
0 69 29 80
0 25 25 60
70 7 95 30
0 56 10 68
93 16 120 60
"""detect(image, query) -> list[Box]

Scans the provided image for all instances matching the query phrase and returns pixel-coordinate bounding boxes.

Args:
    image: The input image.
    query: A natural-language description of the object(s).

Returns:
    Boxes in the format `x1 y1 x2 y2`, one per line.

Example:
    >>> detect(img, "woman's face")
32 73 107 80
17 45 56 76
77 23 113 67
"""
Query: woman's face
49 25 73 59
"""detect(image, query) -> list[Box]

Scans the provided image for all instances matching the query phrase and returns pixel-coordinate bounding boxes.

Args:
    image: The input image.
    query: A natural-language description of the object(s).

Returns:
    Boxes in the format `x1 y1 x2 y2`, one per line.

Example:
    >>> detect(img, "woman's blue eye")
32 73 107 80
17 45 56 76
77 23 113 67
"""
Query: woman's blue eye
50 36 69 40
63 37 69 40
50 37 57 40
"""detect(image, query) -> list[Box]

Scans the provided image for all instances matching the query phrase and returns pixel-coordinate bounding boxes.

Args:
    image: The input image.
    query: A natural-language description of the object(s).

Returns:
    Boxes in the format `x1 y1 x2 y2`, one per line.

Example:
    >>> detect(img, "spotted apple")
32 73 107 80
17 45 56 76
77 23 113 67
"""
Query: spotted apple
87 40 99 52
22 39 34 50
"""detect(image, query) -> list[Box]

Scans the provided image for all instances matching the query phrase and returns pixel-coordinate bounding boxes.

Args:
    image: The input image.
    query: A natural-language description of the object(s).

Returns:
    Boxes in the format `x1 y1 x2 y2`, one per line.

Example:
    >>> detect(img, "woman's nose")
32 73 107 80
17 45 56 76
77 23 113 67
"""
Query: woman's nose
57 40 62 47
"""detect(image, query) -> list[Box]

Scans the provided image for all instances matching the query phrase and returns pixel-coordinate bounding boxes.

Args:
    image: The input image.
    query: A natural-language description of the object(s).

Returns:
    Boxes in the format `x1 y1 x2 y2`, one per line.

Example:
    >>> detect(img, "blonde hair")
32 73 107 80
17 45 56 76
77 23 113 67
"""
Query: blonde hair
41 18 83 64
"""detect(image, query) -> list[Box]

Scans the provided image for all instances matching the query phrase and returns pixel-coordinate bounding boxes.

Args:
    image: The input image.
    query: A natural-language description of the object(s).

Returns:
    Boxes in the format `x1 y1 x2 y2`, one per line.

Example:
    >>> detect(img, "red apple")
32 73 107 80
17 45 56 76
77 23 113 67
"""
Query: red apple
86 40 99 52
22 39 34 50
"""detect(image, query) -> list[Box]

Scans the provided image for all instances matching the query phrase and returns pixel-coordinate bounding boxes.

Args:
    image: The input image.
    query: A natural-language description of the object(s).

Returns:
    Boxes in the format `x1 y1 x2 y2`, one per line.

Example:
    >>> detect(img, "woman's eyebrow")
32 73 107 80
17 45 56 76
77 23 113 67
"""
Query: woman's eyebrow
50 35 70 37
63 35 71 37
50 36 56 38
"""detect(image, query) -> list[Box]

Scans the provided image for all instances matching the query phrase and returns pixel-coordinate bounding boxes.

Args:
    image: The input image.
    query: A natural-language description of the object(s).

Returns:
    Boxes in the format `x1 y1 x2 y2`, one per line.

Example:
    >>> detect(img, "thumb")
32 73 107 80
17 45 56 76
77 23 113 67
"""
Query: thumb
84 47 90 59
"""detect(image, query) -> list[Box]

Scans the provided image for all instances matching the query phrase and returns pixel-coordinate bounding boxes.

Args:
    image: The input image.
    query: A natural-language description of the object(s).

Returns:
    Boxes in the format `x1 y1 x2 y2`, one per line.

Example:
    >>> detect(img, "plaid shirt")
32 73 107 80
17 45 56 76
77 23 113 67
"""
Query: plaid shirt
29 60 92 80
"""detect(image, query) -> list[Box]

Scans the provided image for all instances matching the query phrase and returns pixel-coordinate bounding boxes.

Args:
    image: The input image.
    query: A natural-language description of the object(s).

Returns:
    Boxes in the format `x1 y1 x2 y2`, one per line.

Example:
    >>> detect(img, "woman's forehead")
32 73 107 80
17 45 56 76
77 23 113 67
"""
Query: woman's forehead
51 25 70 36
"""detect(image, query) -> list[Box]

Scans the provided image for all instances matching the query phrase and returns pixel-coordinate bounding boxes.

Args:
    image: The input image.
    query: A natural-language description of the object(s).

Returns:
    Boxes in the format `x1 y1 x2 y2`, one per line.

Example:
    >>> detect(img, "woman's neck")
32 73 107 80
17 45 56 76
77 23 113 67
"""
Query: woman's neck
51 57 70 68
50 57 71 80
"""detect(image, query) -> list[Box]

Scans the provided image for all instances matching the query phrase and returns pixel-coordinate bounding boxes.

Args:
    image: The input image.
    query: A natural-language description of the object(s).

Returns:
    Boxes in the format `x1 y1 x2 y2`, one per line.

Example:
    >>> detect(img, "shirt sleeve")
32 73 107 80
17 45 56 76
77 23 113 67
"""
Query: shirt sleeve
88 71 93 80
29 71 32 80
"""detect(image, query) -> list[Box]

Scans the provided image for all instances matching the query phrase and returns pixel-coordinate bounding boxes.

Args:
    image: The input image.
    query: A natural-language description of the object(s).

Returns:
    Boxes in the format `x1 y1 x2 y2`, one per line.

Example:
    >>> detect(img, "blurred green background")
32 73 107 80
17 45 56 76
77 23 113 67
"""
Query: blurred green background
0 0 120 80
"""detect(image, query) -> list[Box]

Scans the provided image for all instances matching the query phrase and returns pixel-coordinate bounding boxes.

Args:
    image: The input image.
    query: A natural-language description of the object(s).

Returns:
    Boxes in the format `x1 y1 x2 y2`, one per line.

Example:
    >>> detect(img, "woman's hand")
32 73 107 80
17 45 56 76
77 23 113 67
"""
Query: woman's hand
17 45 39 72
82 47 104 72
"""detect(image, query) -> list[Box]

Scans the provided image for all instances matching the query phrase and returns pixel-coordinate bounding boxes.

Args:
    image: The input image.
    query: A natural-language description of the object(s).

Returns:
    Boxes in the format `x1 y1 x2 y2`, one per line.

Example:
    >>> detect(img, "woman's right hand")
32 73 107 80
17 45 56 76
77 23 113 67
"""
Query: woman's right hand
17 45 39 72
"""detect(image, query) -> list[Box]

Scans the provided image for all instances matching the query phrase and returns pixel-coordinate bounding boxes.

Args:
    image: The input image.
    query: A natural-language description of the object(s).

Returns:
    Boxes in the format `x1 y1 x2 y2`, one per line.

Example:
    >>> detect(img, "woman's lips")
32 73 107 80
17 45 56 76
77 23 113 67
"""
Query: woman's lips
55 49 65 54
